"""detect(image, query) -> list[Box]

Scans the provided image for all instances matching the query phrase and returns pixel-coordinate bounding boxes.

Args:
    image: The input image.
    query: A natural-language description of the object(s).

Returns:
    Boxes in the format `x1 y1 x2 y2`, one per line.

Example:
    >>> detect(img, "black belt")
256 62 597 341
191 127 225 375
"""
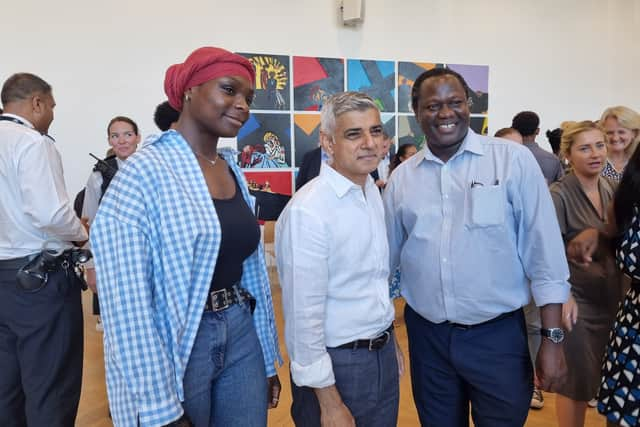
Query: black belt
445 308 520 330
332 324 394 351
0 256 33 270
204 285 253 312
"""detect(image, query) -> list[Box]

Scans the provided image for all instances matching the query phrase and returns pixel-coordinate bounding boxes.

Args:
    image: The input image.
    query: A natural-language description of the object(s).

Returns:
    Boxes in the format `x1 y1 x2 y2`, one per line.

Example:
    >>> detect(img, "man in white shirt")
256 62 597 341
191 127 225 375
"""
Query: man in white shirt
384 68 570 426
276 92 400 427
0 73 88 426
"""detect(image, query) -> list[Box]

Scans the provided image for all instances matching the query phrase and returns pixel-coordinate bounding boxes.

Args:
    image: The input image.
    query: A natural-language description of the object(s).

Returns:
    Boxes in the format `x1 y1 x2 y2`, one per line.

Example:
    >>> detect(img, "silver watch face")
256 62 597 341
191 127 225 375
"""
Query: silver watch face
547 328 565 343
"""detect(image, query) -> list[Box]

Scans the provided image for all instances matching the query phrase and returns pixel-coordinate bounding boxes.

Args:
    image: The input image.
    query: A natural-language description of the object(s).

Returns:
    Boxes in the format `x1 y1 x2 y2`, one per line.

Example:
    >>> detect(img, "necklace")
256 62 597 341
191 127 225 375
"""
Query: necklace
194 150 218 167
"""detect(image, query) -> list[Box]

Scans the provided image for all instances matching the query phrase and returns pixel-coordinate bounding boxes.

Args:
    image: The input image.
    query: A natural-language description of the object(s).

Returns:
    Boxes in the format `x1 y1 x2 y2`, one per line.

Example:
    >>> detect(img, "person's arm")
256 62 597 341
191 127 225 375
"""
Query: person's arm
383 175 404 279
82 171 102 223
513 151 570 392
18 136 87 242
91 165 183 426
276 205 353 424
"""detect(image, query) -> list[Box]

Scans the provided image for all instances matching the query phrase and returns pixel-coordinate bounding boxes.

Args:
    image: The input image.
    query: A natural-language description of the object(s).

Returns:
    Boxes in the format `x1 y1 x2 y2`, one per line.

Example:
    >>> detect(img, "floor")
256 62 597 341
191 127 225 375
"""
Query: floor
75 286 606 427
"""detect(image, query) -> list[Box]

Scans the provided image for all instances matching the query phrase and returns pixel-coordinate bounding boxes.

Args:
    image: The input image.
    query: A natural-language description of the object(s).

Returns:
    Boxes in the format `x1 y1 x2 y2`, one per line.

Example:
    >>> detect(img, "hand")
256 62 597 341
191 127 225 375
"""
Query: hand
375 179 386 189
534 339 568 392
320 402 355 427
395 337 405 378
80 216 91 233
567 228 598 267
85 267 97 294
562 294 578 332
267 374 281 409
315 385 355 427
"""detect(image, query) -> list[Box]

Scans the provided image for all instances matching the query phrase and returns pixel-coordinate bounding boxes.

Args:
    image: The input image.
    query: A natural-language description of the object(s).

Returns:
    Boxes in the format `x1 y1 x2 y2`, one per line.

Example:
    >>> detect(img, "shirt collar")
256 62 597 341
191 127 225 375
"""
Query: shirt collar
320 162 372 198
415 128 483 166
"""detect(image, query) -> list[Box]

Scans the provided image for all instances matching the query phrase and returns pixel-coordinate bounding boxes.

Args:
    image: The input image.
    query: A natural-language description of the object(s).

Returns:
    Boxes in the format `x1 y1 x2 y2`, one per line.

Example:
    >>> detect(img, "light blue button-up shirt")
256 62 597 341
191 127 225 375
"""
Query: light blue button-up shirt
383 130 570 325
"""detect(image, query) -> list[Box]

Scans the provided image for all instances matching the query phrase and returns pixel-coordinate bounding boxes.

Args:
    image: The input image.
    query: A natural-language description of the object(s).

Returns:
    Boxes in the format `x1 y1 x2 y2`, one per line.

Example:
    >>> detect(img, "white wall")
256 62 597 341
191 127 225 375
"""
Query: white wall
2 0 639 196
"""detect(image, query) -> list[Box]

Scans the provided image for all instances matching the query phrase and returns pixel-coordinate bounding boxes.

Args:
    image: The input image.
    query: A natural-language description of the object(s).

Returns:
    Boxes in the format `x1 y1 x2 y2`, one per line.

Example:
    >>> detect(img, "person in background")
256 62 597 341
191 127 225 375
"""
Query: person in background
295 146 323 190
372 132 394 189
82 116 140 331
142 101 180 148
550 121 621 427
0 73 88 426
388 143 417 177
385 68 570 426
277 92 402 427
565 132 640 427
512 110 564 184
494 127 523 143
599 106 640 181
90 47 282 427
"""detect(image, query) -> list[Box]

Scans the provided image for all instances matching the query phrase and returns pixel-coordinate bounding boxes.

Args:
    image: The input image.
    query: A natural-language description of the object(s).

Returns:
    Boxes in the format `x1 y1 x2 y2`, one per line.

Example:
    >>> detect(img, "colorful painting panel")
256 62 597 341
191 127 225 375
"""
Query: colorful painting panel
293 114 321 168
244 171 293 196
446 64 489 114
293 56 344 111
470 116 489 135
347 59 395 112
238 52 290 110
398 115 426 150
237 113 291 169
397 62 444 113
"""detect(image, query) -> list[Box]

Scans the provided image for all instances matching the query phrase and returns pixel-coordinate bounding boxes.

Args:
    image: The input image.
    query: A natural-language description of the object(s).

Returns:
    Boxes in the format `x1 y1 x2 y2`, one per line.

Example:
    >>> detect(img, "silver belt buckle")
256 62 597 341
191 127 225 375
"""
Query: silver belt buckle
210 288 230 311
369 330 390 351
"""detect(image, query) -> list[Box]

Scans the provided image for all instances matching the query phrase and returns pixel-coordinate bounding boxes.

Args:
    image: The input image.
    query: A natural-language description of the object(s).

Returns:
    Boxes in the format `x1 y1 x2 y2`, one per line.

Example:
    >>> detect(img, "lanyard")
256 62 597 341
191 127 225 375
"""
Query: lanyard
0 115 56 142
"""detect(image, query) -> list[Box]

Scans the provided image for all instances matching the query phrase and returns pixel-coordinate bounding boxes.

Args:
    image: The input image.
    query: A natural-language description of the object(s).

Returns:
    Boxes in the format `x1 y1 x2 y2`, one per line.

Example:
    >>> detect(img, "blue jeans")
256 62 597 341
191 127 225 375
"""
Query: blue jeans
290 331 399 427
182 302 267 427
405 305 532 427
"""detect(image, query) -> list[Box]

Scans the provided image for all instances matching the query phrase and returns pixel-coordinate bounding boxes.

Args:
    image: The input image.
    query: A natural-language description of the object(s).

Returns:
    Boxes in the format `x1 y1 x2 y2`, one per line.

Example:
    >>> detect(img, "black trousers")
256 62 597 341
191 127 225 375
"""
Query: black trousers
0 263 84 427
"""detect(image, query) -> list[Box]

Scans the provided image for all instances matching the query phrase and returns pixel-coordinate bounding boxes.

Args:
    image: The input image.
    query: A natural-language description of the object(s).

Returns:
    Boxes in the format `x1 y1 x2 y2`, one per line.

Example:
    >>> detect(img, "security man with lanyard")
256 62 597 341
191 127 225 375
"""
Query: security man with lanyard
0 73 88 426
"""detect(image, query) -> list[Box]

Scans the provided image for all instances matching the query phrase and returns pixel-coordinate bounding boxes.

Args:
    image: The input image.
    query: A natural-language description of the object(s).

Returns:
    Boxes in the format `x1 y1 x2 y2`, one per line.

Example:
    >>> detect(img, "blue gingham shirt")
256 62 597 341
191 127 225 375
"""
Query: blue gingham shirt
91 130 282 427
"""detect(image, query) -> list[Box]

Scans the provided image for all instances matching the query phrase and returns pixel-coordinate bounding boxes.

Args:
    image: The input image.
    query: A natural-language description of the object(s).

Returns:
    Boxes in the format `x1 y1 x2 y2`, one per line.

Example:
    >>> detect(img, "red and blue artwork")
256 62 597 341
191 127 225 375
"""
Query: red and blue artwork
347 59 395 112
237 113 291 169
293 56 344 111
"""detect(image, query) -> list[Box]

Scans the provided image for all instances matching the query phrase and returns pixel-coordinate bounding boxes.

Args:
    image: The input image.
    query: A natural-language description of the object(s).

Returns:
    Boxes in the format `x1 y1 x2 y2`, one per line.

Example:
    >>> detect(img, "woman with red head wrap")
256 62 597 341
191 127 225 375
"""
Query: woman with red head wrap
90 47 282 427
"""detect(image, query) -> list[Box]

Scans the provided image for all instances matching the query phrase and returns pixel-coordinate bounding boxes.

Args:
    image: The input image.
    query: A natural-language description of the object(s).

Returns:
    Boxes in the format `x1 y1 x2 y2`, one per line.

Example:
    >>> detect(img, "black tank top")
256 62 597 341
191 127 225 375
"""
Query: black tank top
209 171 261 292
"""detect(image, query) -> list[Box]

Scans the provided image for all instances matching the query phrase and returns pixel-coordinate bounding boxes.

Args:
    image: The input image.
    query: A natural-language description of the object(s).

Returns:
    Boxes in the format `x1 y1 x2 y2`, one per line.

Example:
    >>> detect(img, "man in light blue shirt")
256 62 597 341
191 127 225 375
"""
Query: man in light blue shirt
383 68 570 426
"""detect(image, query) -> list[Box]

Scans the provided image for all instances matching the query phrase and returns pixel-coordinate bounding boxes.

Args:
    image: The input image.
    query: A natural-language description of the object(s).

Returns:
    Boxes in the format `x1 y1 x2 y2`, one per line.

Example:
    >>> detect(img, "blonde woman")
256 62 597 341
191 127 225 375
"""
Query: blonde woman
600 106 640 181
550 121 622 427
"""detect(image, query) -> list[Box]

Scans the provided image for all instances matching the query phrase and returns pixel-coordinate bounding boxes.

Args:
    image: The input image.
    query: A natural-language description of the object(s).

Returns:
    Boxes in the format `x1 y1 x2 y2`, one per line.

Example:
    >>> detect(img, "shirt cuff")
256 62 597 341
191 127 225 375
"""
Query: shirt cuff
137 395 184 427
290 352 335 389
531 280 570 307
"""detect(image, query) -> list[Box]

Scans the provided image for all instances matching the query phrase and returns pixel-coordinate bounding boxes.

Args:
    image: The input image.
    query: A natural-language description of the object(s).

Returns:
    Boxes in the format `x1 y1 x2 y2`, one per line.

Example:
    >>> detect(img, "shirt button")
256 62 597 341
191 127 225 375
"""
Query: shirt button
443 194 449 199
443 258 448 263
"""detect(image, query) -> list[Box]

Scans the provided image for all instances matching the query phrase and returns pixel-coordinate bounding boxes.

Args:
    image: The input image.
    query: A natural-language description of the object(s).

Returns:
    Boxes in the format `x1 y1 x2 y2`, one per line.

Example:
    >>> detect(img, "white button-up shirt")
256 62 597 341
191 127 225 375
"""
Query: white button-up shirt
384 130 570 325
276 163 395 389
0 114 87 258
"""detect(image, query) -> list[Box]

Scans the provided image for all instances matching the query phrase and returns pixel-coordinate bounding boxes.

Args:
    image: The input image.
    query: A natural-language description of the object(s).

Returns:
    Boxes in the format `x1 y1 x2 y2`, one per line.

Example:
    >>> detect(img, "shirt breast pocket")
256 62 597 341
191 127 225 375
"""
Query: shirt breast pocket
467 185 505 228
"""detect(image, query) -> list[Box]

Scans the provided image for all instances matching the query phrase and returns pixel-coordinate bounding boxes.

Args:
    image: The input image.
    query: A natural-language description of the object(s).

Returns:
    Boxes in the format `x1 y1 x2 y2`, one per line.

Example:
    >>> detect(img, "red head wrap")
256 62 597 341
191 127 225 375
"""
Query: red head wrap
164 47 255 111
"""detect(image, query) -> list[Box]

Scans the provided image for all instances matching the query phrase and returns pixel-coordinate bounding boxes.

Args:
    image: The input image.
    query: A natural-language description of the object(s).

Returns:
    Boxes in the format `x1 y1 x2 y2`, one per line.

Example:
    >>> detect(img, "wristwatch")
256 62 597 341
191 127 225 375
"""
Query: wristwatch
541 327 565 344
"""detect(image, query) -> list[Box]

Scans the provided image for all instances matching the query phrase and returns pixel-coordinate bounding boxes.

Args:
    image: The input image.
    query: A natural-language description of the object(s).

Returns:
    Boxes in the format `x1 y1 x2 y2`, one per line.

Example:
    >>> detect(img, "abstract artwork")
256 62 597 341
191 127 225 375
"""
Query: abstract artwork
347 59 395 112
293 114 321 168
293 56 344 111
446 64 489 114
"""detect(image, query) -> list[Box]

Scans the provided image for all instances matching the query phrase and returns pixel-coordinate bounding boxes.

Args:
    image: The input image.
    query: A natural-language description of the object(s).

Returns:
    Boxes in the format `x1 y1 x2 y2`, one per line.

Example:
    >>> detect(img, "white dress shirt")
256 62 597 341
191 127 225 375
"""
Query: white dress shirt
0 114 87 259
384 130 570 325
276 163 395 389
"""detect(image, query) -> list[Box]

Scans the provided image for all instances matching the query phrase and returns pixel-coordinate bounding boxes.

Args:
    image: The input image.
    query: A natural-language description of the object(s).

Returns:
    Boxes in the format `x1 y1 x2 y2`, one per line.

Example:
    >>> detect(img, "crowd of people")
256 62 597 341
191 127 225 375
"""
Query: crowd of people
1 45 640 427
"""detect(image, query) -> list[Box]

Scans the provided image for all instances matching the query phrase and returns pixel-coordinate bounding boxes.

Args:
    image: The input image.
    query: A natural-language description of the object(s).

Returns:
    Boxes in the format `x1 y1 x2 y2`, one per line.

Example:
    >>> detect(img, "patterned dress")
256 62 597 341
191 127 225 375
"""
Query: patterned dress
602 159 625 182
598 206 640 426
